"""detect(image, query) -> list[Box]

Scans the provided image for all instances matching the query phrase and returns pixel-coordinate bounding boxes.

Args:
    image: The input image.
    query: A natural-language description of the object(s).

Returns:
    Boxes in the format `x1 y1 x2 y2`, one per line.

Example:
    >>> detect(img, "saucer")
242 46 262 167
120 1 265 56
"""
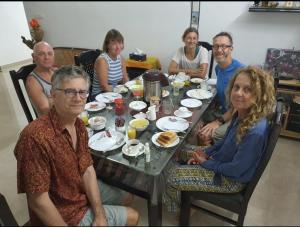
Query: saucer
122 143 145 157
180 98 202 108
174 109 193 118
190 78 204 84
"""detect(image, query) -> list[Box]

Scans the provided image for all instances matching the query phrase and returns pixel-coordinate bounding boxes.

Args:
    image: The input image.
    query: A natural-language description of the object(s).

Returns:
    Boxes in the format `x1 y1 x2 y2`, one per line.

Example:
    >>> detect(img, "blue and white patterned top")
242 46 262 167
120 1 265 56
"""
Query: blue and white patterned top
92 52 123 96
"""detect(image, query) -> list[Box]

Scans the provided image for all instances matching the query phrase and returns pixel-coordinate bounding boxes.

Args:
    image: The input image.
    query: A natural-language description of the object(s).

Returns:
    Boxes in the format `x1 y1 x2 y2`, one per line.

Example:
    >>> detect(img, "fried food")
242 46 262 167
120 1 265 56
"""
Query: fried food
156 131 177 146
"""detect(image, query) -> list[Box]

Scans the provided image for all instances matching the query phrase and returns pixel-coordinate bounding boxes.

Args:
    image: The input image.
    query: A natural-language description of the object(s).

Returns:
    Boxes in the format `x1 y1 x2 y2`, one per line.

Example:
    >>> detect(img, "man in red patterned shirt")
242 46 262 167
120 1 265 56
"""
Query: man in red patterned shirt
14 65 139 226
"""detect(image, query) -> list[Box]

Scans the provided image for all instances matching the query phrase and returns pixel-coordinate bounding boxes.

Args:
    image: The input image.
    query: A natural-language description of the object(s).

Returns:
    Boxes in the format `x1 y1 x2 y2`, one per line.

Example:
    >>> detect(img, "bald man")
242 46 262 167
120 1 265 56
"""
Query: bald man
26 41 57 116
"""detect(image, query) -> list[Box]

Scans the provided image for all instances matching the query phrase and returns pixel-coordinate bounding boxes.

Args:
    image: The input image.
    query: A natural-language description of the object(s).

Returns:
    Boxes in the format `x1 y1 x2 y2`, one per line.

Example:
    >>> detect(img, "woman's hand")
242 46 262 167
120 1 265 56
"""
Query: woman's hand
199 120 221 138
187 150 208 165
197 131 213 146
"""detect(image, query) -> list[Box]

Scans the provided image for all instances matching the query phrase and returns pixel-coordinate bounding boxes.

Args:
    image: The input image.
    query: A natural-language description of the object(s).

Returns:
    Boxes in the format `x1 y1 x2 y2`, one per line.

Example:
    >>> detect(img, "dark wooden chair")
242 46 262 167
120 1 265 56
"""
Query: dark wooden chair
0 193 19 226
9 64 37 123
179 100 283 226
0 193 31 226
198 41 214 78
74 49 102 102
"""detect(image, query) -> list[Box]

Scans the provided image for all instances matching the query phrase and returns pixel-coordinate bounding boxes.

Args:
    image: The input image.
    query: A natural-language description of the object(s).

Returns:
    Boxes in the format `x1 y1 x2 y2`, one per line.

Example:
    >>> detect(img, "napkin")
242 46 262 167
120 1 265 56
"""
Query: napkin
134 48 144 55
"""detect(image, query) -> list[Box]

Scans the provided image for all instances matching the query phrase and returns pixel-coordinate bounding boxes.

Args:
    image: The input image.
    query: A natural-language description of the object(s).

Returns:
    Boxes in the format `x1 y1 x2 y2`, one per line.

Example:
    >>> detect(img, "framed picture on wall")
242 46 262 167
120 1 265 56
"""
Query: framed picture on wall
264 48 300 80
190 1 200 29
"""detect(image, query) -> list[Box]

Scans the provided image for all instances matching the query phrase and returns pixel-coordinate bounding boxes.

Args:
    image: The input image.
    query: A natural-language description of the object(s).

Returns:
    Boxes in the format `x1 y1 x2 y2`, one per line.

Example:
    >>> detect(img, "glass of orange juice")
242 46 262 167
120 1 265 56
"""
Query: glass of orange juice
127 126 137 140
79 111 89 126
132 85 143 100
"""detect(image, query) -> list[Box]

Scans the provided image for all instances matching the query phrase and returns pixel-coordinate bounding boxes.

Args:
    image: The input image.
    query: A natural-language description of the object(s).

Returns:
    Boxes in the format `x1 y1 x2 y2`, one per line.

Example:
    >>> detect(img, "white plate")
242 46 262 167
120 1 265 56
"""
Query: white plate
156 116 189 132
85 101 106 112
113 85 128 94
186 89 213 100
88 130 125 152
95 92 122 103
125 80 143 89
86 127 94 138
174 109 193 118
181 98 202 108
151 132 180 148
190 78 204 84
129 101 147 111
207 78 217 86
122 143 145 157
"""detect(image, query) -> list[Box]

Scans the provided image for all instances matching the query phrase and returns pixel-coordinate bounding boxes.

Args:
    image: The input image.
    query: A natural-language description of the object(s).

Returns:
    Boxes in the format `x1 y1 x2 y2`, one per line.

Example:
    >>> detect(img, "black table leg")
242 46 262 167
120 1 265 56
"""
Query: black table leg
147 194 162 226
147 177 162 226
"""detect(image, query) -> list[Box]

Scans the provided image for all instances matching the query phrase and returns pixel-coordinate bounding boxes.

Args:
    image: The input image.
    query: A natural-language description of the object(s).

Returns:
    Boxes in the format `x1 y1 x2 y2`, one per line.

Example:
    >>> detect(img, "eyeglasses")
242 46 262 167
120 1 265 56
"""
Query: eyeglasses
55 88 89 99
212 45 232 50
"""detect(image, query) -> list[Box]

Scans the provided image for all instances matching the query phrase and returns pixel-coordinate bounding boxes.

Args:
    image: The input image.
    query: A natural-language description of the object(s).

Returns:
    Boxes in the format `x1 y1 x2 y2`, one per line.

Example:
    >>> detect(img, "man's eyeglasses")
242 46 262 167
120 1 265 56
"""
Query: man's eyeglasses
212 45 232 50
55 88 89 99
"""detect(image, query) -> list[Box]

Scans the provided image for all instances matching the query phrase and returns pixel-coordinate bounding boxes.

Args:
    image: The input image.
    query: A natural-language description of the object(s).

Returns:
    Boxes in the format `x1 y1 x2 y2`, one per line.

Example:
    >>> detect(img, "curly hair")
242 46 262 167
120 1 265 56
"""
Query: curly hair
226 66 276 143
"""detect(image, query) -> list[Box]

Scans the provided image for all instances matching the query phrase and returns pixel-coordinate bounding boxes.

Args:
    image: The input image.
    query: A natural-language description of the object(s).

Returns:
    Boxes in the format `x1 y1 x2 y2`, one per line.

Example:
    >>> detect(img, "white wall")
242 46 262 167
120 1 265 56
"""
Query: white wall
0 2 32 66
199 1 300 76
23 2 191 71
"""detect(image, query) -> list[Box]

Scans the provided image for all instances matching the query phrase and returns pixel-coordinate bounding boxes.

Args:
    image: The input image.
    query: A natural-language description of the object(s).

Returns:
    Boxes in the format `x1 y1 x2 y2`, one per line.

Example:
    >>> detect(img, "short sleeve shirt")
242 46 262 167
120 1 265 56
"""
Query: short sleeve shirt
14 107 93 226
215 59 245 113
172 46 209 70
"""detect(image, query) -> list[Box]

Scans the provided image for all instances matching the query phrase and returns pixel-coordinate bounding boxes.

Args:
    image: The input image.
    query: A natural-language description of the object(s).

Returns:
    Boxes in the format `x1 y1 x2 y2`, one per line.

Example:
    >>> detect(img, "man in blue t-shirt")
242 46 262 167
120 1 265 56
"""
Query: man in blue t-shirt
199 32 244 143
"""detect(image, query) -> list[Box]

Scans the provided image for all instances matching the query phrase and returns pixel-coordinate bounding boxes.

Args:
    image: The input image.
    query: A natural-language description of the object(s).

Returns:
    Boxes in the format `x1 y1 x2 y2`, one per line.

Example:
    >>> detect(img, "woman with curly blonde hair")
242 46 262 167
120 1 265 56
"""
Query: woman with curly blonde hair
163 66 275 214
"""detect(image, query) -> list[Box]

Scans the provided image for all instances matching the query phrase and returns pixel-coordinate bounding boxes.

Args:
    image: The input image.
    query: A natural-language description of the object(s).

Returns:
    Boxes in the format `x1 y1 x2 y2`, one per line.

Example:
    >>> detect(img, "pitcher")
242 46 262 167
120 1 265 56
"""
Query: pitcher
146 105 156 121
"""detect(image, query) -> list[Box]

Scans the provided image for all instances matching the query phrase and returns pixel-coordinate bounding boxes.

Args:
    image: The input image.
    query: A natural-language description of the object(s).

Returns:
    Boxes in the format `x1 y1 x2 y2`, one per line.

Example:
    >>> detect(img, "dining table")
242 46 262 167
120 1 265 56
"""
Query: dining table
87 79 217 226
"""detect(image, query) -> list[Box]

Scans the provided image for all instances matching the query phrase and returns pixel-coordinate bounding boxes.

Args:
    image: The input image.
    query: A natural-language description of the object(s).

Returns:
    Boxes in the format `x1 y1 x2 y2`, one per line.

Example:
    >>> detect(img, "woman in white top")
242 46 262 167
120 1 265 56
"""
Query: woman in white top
168 27 209 79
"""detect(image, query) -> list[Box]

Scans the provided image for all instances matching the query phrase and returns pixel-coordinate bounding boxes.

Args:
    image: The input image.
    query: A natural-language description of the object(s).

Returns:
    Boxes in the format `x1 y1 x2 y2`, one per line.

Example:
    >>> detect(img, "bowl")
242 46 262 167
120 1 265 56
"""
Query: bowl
129 101 147 111
88 116 106 130
171 81 185 89
178 107 189 114
129 118 149 131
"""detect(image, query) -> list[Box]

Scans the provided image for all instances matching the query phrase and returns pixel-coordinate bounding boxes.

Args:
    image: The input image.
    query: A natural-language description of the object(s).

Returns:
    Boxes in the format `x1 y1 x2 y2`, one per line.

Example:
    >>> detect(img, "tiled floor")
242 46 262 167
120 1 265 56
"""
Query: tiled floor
1 61 300 226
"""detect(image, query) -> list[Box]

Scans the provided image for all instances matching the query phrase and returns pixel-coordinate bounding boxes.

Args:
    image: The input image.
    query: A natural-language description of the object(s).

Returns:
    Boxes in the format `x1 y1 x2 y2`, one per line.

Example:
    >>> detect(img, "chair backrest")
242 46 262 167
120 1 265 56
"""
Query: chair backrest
74 49 102 100
198 41 214 78
126 67 148 80
0 193 19 226
53 47 92 67
9 64 37 123
242 100 283 205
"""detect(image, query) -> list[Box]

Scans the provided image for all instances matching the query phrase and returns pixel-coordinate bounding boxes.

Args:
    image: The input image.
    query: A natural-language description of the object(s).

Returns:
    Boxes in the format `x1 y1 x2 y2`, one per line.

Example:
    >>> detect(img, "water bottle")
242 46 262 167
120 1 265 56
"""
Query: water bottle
145 142 150 163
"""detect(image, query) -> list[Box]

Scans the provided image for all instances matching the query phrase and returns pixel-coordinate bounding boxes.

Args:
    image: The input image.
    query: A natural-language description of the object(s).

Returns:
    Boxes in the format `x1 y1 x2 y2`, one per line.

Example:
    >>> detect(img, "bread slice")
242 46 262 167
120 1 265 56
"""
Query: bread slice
156 131 177 147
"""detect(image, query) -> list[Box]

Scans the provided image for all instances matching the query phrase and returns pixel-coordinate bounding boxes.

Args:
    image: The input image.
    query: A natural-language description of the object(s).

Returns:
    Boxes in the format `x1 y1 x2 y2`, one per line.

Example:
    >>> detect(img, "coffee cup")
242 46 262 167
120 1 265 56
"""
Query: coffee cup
178 107 189 114
146 106 156 121
127 139 141 155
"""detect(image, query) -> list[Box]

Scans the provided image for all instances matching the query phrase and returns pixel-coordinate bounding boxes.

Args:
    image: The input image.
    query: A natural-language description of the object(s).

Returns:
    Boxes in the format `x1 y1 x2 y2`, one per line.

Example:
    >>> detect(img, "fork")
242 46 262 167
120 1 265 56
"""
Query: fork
168 117 192 124
161 126 186 134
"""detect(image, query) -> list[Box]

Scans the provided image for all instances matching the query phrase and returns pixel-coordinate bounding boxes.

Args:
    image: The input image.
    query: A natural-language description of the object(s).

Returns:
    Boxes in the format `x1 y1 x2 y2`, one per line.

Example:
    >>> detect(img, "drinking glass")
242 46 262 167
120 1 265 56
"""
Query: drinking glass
132 85 143 101
162 97 173 114
127 126 137 140
172 82 180 96
79 111 89 126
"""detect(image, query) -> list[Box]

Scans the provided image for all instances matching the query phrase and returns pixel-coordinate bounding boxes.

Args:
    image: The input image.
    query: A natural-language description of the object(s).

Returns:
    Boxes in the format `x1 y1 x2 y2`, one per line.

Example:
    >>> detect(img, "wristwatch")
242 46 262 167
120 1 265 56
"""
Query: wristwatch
217 116 225 125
